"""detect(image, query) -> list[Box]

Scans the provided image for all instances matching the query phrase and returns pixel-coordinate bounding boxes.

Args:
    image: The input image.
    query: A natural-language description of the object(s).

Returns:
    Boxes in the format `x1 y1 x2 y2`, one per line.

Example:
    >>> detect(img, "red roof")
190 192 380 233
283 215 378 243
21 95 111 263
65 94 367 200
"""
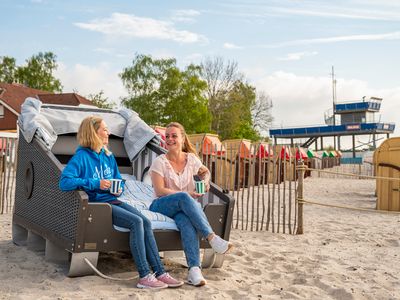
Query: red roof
0 83 49 114
0 83 95 115
38 93 95 106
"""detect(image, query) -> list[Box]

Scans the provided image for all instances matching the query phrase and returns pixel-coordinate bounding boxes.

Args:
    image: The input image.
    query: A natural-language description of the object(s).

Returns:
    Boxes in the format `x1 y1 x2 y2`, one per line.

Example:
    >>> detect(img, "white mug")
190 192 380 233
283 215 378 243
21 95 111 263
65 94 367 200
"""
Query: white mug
110 179 123 194
195 180 206 194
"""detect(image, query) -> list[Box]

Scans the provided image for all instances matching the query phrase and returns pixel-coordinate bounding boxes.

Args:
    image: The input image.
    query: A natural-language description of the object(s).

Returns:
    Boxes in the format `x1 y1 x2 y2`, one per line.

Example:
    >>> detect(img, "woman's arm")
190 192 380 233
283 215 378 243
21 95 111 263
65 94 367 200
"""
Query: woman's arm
151 171 178 197
59 156 103 191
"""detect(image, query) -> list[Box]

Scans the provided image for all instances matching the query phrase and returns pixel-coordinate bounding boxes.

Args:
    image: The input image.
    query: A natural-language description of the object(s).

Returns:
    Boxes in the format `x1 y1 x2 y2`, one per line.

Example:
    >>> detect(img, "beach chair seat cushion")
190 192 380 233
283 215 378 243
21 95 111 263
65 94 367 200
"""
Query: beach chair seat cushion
114 174 178 231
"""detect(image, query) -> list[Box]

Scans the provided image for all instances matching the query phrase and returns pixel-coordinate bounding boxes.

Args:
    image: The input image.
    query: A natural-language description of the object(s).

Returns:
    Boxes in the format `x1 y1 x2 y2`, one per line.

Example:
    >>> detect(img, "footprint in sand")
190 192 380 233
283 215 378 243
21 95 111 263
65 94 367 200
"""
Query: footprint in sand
385 239 399 247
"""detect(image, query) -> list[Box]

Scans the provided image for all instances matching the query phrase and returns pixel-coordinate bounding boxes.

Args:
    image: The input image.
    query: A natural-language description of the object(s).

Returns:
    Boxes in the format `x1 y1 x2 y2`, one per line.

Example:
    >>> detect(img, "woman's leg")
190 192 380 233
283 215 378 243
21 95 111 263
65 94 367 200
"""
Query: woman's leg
150 192 213 238
174 212 200 268
111 204 150 278
117 202 165 277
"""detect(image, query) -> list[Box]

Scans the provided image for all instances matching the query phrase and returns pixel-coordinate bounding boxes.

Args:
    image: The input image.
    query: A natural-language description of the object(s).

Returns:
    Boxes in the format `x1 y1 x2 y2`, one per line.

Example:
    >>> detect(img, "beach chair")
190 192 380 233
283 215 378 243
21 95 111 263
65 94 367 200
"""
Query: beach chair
12 99 235 277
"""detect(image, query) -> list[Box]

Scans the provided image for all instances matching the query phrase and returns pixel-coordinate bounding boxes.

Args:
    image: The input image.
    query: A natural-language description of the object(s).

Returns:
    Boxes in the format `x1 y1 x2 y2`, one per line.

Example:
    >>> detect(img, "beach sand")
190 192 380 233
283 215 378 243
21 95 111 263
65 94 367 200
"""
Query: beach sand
1 177 399 299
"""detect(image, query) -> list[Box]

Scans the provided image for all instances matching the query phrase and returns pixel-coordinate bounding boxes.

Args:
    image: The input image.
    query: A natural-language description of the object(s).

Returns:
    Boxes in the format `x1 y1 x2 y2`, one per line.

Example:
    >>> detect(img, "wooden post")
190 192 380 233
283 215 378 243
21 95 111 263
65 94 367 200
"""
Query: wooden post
296 163 306 234
0 155 3 214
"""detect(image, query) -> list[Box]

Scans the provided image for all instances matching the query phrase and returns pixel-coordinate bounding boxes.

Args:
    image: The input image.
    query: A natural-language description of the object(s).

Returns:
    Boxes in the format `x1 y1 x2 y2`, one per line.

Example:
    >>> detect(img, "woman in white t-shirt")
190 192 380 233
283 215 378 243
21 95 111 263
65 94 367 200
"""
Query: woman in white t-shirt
149 122 233 287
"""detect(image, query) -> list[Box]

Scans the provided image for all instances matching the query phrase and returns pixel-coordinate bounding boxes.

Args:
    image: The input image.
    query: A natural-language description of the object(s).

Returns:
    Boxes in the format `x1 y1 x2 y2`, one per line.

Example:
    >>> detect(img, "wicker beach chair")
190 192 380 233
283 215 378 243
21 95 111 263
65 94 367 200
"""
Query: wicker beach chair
12 100 235 277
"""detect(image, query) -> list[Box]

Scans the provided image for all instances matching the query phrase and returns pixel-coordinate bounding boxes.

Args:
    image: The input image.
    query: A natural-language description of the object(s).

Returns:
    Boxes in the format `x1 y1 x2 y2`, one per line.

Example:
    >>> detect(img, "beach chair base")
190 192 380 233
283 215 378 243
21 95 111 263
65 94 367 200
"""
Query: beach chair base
12 222 28 246
27 231 46 252
201 249 225 268
68 252 99 277
45 240 70 263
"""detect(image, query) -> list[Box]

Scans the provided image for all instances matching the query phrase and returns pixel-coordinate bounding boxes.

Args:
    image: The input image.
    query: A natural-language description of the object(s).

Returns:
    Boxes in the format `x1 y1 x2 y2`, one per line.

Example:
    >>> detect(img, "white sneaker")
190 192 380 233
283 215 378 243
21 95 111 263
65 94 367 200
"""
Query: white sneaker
187 266 206 287
209 235 233 254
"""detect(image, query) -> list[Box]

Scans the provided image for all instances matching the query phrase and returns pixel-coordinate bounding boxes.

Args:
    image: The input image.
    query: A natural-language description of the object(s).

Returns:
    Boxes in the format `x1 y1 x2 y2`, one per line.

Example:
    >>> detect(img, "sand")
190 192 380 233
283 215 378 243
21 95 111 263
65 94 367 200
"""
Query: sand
0 177 399 299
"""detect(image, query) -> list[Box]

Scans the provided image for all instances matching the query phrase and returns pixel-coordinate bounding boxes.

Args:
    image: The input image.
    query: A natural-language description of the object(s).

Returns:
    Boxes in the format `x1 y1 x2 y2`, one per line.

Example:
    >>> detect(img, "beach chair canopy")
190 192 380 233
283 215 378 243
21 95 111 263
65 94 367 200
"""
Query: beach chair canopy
296 148 308 160
152 126 167 149
322 150 329 157
153 126 166 140
279 145 291 160
223 139 252 158
255 142 273 158
189 134 225 155
203 134 225 155
329 150 337 157
18 97 160 161
375 137 400 211
307 149 318 158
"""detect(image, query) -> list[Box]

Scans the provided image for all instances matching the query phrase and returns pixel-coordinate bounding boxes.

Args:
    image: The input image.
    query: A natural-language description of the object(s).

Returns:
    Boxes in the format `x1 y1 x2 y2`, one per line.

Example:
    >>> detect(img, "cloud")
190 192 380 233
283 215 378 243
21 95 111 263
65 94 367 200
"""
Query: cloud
170 9 200 23
212 1 400 21
278 51 318 61
223 42 242 49
74 12 207 44
55 62 127 107
247 31 400 49
272 6 400 21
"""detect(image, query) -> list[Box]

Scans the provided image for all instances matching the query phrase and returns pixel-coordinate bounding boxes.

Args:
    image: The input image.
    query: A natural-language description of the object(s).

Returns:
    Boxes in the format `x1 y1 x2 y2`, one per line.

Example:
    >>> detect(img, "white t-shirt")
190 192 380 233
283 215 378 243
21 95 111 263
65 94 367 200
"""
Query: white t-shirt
150 153 205 193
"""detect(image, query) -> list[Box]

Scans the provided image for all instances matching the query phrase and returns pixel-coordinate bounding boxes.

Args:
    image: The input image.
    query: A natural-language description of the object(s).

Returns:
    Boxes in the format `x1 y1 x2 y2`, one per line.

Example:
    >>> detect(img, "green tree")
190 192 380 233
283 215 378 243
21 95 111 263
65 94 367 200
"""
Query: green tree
218 81 260 141
87 90 115 109
120 54 210 133
200 56 269 140
16 52 62 92
0 56 17 83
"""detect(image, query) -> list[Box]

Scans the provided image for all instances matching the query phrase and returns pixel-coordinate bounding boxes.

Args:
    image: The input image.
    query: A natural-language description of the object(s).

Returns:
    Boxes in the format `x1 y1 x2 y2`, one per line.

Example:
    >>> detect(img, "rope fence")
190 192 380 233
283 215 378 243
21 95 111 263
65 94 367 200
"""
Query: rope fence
295 164 400 234
307 167 400 182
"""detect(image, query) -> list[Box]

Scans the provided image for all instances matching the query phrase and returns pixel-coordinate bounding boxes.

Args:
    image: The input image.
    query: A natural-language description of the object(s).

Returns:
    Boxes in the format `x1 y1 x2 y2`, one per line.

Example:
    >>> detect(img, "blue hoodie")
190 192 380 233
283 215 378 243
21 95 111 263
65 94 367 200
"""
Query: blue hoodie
59 146 123 203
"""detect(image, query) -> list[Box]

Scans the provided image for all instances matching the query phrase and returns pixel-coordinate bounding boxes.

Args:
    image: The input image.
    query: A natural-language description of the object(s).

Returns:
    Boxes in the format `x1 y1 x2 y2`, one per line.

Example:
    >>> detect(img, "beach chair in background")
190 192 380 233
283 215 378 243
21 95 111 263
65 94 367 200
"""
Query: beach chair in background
374 137 400 211
12 98 235 277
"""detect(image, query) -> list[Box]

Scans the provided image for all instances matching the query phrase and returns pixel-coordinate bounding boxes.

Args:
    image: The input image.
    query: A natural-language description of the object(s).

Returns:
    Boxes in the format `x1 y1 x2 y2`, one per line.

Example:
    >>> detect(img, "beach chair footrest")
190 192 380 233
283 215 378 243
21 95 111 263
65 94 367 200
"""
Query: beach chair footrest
68 252 99 277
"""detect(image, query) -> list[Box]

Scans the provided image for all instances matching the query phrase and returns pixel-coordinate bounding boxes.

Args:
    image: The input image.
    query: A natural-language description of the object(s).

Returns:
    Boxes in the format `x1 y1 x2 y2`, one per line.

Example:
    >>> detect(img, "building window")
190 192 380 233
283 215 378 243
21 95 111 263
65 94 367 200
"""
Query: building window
0 105 4 118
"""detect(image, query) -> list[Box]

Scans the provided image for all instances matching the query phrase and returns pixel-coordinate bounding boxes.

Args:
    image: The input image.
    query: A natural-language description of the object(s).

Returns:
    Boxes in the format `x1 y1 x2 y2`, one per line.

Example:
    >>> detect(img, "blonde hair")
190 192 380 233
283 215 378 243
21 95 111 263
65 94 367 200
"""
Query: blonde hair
166 122 197 155
77 116 110 154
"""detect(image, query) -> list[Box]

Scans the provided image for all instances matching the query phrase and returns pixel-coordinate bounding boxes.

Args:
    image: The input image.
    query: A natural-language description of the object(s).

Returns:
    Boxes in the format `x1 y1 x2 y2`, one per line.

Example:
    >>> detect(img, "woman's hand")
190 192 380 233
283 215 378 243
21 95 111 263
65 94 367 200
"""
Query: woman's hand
100 179 111 190
198 166 211 191
189 191 203 199
110 188 123 196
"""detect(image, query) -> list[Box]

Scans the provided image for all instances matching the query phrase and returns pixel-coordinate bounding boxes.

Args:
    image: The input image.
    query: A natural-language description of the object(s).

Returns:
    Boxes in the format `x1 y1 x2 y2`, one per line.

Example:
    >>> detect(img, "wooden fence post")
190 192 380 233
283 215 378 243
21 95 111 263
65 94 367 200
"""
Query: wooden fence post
296 163 306 234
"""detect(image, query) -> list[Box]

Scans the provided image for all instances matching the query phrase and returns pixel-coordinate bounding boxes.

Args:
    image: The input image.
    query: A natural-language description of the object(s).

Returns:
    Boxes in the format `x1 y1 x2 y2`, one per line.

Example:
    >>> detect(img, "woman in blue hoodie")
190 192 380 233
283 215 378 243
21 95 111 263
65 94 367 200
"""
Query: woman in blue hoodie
59 116 183 289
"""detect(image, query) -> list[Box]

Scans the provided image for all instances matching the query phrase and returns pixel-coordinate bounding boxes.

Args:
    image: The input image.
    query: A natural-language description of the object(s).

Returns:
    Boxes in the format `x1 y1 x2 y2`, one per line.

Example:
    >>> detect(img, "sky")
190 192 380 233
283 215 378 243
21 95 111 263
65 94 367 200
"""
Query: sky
1 0 399 148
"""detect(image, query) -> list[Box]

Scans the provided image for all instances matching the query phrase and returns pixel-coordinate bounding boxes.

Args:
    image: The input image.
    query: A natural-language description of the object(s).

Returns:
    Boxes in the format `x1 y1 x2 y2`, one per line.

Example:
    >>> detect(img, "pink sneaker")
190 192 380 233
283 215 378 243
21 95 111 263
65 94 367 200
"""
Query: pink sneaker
137 273 168 289
157 272 184 288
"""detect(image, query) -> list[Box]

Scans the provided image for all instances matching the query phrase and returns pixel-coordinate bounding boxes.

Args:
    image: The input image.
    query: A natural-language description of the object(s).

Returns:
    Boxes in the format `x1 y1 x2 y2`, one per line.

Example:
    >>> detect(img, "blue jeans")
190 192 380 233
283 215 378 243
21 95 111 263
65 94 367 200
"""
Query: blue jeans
111 202 165 278
149 192 213 268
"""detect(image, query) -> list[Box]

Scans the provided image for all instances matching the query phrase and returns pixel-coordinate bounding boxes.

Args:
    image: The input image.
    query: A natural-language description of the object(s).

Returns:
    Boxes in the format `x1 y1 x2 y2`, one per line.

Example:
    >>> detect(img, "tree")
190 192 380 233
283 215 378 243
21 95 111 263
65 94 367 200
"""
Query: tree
251 91 273 137
87 90 115 109
120 54 210 133
0 56 17 83
16 52 62 92
218 81 260 141
201 56 264 140
200 56 244 133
